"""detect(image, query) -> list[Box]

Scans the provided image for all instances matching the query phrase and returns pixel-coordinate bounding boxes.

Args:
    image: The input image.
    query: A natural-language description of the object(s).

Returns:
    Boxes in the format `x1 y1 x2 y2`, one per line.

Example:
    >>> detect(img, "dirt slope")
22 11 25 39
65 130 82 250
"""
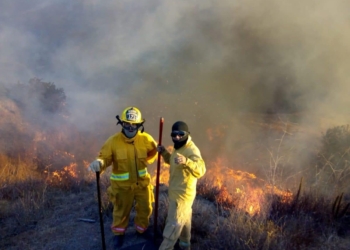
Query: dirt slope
0 185 171 250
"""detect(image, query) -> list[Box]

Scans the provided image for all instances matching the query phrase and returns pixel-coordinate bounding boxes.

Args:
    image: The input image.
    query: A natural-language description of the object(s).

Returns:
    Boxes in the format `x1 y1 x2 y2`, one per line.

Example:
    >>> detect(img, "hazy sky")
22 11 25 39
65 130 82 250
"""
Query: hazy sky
1 0 350 166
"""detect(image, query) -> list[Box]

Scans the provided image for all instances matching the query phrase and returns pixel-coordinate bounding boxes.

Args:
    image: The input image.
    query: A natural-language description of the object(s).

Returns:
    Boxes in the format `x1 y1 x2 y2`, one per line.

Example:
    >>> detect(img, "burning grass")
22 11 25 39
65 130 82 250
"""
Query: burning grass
0 152 96 244
0 151 349 249
151 156 349 250
192 178 350 250
0 108 350 250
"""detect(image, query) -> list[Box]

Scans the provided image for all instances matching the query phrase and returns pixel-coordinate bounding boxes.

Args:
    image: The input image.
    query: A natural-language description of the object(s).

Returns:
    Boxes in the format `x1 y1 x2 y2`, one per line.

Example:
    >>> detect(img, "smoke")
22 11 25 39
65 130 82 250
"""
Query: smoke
1 0 350 179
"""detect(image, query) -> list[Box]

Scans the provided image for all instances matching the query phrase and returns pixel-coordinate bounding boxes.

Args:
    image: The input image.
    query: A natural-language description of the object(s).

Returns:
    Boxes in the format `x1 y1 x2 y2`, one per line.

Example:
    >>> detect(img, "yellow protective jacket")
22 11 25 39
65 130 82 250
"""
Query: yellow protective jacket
97 130 158 190
160 136 206 201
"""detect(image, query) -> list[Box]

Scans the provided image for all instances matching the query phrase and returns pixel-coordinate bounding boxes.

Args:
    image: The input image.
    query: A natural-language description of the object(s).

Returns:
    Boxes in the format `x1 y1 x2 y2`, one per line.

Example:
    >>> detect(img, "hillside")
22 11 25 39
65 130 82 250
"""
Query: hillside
0 83 349 249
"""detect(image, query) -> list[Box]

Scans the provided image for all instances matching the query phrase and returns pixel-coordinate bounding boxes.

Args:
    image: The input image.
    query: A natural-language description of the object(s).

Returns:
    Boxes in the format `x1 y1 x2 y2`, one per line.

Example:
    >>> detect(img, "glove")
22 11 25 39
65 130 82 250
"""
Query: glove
89 160 101 172
157 145 165 153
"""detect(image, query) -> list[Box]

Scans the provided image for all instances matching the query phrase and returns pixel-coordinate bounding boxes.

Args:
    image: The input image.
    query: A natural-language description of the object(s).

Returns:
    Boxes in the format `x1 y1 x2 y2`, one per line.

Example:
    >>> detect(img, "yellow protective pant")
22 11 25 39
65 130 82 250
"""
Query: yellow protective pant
107 184 154 235
159 199 192 250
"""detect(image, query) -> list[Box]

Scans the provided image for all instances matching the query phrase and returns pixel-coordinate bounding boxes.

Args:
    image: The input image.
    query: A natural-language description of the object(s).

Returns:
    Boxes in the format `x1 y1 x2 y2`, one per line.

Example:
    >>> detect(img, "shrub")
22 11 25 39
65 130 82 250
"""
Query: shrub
8 77 67 116
316 125 350 193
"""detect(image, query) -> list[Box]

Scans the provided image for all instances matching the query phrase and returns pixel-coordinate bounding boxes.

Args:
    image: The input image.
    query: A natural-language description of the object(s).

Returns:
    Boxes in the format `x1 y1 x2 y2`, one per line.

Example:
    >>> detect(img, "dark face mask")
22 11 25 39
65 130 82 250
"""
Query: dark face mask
171 121 189 149
171 130 188 149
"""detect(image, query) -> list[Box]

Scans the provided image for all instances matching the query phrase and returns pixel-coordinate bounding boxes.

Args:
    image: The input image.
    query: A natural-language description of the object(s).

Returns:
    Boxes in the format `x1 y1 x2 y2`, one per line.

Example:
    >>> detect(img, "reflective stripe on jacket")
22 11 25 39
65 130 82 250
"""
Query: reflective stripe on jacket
110 169 148 181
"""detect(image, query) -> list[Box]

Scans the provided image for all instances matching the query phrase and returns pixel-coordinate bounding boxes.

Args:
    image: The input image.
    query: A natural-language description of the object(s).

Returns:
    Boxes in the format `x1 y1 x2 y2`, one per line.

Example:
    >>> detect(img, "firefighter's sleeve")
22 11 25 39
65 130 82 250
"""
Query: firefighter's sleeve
145 134 158 164
97 137 114 173
161 150 171 164
184 148 206 179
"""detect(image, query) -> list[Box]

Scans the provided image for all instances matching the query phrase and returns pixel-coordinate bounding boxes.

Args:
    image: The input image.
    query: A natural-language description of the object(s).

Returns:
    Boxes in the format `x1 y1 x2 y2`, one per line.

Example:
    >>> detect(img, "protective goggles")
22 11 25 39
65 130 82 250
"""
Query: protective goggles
122 122 138 129
171 131 188 137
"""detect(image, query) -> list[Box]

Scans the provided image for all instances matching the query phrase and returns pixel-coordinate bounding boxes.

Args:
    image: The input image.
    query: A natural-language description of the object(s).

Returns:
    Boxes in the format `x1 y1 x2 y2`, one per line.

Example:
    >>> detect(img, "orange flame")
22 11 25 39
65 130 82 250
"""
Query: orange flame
151 150 292 216
201 157 293 215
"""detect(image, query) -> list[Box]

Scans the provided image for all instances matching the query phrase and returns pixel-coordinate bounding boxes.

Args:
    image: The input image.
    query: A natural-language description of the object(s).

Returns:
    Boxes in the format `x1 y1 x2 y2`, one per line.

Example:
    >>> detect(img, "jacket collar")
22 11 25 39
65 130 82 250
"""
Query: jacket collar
120 130 140 143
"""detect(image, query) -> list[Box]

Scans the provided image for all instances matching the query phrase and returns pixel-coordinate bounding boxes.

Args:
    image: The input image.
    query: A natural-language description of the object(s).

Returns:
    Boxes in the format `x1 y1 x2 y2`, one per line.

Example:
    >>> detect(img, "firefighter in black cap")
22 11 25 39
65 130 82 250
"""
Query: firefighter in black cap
157 121 206 250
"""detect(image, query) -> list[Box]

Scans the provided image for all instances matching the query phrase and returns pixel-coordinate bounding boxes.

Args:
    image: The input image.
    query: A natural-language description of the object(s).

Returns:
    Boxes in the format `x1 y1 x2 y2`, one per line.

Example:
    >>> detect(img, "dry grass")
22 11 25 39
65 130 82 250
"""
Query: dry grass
0 154 349 250
0 155 95 247
1 107 350 249
191 177 350 250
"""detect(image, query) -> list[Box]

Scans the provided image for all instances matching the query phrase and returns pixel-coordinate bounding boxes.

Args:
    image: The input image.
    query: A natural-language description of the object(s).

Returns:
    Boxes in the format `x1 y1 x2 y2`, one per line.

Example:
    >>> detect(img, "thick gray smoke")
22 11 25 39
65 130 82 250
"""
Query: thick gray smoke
1 0 350 182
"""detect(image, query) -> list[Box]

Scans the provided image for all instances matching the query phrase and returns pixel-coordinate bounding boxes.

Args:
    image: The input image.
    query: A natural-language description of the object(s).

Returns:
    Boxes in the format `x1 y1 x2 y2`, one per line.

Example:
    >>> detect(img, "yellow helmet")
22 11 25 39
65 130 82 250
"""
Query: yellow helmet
119 107 144 124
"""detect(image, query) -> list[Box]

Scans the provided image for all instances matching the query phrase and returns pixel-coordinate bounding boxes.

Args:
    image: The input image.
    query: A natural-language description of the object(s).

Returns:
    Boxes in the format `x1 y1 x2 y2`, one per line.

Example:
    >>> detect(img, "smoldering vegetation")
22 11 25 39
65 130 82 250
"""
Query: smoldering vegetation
0 79 349 249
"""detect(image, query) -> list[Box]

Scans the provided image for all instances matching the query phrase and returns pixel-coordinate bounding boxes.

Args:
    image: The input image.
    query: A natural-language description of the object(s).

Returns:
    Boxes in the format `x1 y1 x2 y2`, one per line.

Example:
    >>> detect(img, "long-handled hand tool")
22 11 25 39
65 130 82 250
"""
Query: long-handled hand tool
96 171 106 250
154 117 164 243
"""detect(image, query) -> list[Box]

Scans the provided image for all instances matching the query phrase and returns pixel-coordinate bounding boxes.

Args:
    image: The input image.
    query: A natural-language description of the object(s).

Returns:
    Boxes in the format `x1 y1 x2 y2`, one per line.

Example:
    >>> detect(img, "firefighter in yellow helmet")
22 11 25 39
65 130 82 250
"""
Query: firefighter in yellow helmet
157 121 206 250
88 107 158 249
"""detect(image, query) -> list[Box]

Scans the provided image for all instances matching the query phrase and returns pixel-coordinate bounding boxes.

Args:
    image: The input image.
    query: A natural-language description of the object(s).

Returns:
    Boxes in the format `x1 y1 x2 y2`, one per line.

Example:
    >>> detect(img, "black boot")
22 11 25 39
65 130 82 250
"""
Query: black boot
136 229 153 240
113 234 125 249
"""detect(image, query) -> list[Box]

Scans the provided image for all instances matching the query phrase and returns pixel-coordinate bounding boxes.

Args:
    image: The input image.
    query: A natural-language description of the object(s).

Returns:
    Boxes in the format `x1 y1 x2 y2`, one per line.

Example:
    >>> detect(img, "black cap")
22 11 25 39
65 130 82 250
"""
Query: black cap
172 121 189 133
